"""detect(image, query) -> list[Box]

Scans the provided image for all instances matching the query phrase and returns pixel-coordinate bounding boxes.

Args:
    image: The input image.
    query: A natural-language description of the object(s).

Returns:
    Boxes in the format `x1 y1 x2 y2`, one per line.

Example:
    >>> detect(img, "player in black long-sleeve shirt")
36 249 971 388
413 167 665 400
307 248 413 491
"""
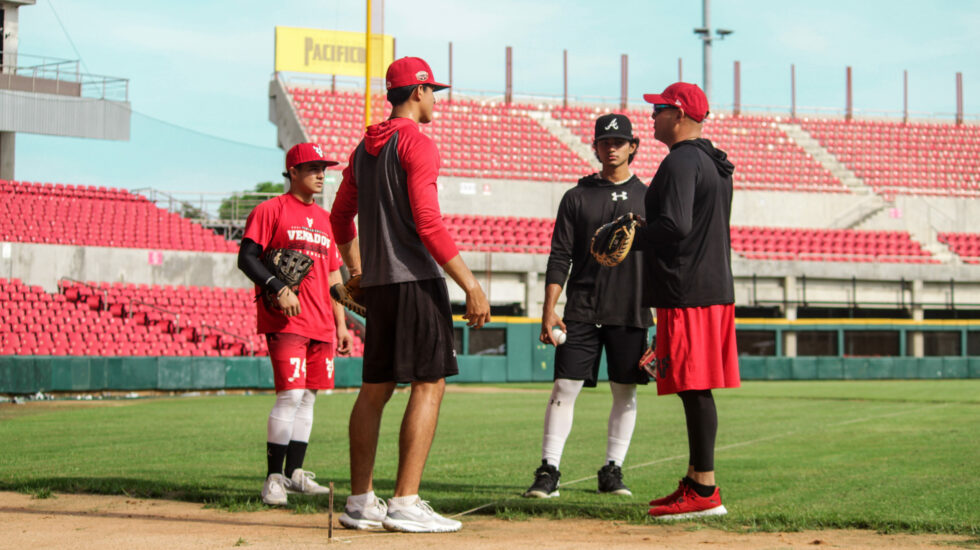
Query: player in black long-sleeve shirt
634 83 740 520
523 114 653 500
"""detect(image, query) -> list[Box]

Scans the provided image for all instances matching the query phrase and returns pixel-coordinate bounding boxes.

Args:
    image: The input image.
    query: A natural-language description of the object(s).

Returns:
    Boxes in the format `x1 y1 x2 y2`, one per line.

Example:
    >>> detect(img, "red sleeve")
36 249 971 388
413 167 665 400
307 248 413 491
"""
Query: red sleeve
398 129 459 265
326 222 343 271
329 148 359 245
242 198 278 248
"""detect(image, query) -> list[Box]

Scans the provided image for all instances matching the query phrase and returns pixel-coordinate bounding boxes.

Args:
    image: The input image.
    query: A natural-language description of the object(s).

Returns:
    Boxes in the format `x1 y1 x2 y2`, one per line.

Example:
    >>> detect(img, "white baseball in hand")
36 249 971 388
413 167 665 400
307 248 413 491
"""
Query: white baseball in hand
552 327 567 345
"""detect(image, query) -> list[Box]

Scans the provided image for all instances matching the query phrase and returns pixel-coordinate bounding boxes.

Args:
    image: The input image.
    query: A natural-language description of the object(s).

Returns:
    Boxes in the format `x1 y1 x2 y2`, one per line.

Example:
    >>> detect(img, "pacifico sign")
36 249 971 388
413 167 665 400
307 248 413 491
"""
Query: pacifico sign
275 26 394 77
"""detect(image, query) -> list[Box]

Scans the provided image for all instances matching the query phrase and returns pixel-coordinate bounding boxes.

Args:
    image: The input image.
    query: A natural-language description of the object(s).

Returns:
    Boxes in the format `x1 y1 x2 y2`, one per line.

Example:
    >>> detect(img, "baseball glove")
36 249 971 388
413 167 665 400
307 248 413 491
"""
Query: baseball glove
590 213 644 267
330 274 366 316
260 248 313 311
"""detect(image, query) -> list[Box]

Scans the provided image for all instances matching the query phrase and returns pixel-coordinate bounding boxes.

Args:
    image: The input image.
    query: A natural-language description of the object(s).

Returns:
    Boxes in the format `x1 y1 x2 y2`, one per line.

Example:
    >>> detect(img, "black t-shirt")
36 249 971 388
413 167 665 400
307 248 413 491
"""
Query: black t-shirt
545 174 653 328
636 138 736 308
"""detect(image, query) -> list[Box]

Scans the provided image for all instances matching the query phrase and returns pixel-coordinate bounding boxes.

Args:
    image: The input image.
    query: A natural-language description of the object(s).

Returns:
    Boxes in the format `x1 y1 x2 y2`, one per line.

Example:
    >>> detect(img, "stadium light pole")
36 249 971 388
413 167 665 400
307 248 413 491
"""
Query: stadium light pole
693 0 733 104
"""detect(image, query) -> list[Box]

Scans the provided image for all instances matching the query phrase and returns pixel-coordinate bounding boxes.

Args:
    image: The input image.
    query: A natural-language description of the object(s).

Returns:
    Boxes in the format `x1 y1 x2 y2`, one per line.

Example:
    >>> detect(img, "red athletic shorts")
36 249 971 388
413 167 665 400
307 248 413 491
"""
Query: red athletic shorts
265 332 335 392
653 304 740 396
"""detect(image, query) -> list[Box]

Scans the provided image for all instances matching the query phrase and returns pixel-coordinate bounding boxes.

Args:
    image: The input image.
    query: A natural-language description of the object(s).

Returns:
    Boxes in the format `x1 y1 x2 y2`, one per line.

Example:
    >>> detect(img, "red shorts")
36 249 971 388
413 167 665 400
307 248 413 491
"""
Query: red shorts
653 304 740 396
265 332 335 392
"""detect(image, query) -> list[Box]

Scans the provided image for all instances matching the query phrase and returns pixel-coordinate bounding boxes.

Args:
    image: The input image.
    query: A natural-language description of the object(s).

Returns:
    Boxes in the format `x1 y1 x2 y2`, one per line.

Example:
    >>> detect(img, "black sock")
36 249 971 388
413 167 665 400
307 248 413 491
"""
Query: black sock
684 476 716 498
267 442 287 477
284 440 309 478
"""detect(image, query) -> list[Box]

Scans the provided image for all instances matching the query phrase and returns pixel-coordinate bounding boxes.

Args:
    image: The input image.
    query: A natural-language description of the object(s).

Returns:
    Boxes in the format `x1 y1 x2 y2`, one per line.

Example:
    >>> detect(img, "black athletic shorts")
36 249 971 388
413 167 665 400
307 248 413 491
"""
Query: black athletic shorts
554 321 649 387
361 277 458 384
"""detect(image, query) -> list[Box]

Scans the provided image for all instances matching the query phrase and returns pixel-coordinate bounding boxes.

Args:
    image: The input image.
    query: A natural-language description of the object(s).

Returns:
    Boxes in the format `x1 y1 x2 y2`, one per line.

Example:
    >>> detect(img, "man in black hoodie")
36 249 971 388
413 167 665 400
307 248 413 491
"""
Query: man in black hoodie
523 114 653 499
636 83 740 520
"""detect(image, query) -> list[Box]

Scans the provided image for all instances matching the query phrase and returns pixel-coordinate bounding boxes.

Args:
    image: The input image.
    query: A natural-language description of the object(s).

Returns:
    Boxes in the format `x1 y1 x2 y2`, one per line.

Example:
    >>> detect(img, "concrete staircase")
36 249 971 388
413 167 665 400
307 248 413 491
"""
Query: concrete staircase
779 122 895 229
528 110 600 172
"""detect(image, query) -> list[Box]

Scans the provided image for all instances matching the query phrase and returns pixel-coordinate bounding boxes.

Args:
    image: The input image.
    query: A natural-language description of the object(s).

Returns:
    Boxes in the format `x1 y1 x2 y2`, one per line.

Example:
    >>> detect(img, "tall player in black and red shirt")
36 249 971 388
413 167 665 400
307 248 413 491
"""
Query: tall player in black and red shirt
238 143 352 506
331 57 490 533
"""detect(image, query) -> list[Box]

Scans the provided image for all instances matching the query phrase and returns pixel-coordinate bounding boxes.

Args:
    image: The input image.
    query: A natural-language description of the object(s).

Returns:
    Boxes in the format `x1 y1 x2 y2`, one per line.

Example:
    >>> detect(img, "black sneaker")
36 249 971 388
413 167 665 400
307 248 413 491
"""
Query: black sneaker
523 460 560 498
597 461 632 495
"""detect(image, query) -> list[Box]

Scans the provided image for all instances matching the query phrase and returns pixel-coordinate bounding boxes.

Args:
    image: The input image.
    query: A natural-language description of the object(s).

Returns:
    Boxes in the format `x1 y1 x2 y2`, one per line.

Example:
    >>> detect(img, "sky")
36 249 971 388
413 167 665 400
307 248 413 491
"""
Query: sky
11 0 980 195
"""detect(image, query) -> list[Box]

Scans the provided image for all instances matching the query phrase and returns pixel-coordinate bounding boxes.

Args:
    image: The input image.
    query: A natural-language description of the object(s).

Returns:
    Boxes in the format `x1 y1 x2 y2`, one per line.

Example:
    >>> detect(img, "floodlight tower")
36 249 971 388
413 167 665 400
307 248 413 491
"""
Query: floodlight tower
693 0 733 103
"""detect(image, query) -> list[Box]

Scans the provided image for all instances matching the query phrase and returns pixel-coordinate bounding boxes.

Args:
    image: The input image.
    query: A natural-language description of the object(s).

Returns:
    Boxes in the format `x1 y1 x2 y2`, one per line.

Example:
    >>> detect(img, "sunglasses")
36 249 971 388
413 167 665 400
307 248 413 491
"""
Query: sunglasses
652 104 679 116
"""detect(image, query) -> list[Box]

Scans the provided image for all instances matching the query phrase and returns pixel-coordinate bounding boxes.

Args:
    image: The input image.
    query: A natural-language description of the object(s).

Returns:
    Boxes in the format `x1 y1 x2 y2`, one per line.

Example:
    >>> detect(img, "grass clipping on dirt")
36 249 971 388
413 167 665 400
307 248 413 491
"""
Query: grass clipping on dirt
1 380 978 535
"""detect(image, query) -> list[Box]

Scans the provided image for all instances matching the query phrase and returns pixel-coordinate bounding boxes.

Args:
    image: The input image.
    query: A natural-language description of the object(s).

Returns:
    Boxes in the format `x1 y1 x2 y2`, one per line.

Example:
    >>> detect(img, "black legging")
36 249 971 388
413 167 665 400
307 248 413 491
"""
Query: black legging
679 389 717 472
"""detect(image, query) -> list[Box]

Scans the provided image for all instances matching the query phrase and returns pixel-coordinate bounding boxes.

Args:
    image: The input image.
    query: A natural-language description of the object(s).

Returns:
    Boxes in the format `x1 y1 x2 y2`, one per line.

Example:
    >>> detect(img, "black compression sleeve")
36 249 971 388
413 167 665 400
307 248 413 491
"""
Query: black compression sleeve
237 238 287 294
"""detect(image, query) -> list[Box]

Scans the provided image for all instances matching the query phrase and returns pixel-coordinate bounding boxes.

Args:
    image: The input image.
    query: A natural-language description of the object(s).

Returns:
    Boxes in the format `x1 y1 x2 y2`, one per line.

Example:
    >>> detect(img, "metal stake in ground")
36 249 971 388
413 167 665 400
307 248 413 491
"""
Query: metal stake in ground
328 481 334 541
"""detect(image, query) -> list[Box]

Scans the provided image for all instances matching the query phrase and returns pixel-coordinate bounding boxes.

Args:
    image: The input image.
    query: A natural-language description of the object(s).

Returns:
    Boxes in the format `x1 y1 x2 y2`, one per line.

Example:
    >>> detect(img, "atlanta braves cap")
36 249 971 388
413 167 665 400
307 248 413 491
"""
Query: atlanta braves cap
594 113 635 141
285 143 339 171
643 82 710 123
385 56 449 91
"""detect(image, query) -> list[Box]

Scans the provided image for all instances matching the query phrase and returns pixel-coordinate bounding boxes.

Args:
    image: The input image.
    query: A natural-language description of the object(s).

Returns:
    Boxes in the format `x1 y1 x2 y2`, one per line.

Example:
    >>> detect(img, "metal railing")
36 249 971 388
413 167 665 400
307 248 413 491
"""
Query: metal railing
0 51 129 101
126 298 254 356
58 277 108 311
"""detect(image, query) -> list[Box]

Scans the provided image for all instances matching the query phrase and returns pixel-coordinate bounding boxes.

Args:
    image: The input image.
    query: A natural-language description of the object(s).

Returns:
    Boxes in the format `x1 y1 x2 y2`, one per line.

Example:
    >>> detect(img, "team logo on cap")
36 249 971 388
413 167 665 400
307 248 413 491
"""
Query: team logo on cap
604 119 620 131
416 71 429 82
313 144 324 157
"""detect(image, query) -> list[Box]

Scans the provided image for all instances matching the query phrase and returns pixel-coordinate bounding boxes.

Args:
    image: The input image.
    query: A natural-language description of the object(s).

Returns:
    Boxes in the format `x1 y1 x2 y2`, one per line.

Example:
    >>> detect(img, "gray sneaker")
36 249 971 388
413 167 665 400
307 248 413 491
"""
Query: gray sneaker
285 468 331 495
261 473 288 506
339 494 388 530
382 497 462 533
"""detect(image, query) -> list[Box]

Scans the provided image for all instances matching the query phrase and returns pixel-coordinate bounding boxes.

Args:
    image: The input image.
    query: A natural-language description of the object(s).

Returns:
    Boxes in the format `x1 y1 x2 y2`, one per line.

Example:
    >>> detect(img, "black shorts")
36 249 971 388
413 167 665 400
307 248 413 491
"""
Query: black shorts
554 321 649 387
362 278 459 384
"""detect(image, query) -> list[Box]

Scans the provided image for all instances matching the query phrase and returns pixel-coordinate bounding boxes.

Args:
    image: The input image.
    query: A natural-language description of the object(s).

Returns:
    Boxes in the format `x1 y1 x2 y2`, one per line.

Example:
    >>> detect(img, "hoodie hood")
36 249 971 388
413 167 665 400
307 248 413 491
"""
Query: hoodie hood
363 117 417 156
673 138 735 179
577 172 642 187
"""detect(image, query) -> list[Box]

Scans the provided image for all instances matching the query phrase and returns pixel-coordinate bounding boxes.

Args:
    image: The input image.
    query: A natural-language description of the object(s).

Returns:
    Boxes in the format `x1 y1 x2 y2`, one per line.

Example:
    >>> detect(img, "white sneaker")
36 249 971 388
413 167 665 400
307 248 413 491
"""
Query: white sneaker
285 468 331 495
339 494 388 530
261 473 288 506
382 497 462 533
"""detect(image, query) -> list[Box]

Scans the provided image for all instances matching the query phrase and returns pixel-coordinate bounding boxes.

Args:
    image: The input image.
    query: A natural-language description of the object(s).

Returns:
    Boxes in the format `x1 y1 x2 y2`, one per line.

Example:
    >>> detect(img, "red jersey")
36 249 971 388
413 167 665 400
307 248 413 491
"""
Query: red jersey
243 193 343 341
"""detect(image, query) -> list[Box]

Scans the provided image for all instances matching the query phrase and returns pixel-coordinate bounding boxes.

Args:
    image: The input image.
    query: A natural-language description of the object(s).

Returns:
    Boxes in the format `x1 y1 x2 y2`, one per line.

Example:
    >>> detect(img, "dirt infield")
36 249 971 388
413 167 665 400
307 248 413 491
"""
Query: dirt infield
1 491 971 549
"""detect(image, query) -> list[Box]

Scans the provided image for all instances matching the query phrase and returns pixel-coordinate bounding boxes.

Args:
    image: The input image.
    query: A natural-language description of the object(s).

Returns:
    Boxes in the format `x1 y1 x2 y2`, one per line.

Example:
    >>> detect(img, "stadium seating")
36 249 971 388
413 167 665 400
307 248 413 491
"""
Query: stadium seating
800 119 980 197
291 87 595 182
0 278 365 357
553 107 846 192
731 227 937 263
938 232 980 264
0 179 238 252
443 213 553 254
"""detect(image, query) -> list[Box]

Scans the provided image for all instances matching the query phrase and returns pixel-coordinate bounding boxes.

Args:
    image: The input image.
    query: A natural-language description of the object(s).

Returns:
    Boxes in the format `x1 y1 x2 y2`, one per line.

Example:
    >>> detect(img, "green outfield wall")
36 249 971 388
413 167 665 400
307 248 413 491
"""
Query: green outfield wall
1 319 978 394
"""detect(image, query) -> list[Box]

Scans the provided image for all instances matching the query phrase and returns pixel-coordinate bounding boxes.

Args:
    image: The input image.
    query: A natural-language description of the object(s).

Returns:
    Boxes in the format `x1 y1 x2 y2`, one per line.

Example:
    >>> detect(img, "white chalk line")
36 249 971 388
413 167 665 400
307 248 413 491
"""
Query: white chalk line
460 402 948 517
328 401 949 539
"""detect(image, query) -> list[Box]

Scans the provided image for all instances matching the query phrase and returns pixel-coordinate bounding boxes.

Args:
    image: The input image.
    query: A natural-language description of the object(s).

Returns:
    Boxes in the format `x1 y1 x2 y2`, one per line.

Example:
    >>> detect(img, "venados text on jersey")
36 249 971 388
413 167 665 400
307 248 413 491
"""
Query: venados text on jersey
287 229 332 246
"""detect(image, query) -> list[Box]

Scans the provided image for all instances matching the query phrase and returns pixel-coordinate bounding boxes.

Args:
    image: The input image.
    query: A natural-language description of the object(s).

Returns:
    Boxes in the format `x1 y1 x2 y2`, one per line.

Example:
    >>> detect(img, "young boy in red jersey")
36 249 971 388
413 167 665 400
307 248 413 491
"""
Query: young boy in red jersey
238 142 353 506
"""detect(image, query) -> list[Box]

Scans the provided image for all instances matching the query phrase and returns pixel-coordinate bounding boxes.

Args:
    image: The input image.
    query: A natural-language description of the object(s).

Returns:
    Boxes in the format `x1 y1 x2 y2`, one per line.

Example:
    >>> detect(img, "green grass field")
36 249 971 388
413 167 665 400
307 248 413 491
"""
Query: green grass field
1 380 978 535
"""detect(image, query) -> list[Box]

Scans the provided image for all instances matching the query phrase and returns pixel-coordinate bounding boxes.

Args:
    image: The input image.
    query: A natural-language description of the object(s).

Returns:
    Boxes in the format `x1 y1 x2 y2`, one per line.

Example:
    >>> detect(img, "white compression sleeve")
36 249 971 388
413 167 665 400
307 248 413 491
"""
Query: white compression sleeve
605 381 638 466
289 389 317 443
267 388 305 445
541 378 585 468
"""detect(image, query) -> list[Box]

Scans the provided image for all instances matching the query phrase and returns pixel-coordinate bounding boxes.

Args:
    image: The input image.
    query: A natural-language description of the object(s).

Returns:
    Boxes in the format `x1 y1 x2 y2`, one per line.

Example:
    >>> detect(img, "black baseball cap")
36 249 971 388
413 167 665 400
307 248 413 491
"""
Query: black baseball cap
594 114 635 142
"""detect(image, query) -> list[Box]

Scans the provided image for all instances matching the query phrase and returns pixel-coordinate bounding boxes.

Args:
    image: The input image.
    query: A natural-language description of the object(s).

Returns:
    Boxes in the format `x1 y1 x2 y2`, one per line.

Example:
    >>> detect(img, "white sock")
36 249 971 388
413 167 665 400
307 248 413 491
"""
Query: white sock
605 382 637 466
541 378 584 469
289 389 317 442
347 490 376 508
388 494 419 510
267 389 305 445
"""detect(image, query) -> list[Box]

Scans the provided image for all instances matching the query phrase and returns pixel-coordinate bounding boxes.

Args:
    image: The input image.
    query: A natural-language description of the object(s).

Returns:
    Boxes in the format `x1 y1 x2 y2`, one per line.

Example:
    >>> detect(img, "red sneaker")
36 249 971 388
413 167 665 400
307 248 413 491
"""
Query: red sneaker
649 484 727 520
648 479 686 506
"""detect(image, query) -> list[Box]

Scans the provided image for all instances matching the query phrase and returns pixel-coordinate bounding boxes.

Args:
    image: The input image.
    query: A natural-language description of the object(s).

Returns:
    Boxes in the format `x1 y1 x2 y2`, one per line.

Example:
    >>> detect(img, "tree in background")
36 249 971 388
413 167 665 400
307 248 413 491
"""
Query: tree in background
219 182 284 220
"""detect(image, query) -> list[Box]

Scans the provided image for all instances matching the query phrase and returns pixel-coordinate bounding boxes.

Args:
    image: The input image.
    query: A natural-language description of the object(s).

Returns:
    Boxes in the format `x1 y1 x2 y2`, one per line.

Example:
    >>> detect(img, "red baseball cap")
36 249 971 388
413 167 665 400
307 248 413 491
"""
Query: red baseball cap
643 82 710 123
385 57 449 91
285 143 338 171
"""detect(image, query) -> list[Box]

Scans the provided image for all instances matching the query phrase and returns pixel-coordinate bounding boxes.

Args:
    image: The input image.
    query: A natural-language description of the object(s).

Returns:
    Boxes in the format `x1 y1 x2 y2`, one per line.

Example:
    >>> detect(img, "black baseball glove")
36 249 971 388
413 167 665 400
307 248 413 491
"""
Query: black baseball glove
590 213 645 267
330 274 366 316
260 248 313 311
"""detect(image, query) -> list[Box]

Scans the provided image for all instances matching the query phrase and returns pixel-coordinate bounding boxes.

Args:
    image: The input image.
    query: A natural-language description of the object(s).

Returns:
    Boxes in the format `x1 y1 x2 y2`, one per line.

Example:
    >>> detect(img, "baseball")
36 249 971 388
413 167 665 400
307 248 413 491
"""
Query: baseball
551 327 567 345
